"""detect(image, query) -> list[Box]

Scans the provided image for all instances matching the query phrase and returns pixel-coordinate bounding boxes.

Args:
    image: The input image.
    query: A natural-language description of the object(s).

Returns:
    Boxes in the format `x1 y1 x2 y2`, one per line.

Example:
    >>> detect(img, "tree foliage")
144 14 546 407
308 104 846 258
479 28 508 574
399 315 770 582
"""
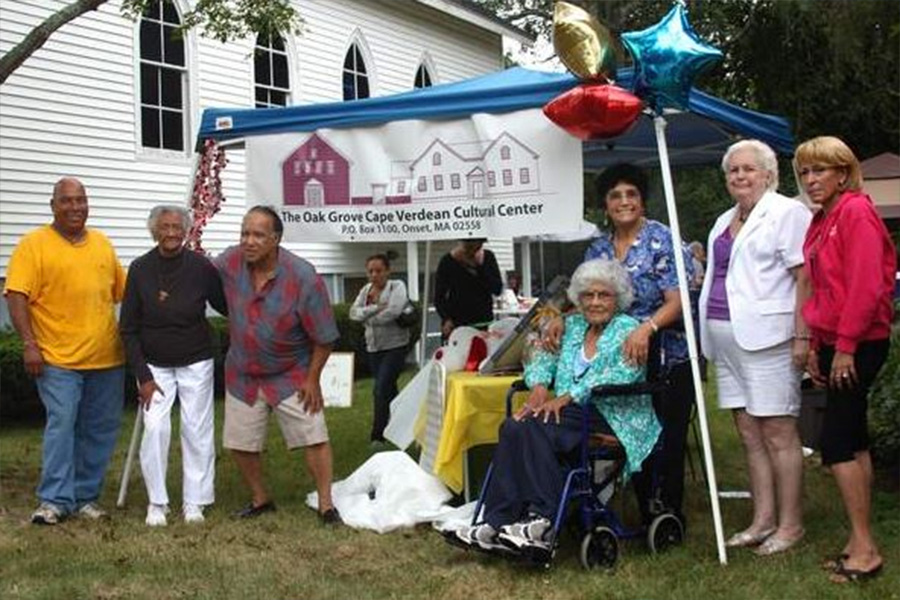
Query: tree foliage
479 0 899 157
0 0 303 85
479 0 899 239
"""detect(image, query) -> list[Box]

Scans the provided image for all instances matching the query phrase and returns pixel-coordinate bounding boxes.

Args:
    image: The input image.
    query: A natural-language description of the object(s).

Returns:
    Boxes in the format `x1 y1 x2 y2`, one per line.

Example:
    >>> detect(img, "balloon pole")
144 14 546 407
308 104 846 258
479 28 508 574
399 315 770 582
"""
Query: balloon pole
653 114 727 565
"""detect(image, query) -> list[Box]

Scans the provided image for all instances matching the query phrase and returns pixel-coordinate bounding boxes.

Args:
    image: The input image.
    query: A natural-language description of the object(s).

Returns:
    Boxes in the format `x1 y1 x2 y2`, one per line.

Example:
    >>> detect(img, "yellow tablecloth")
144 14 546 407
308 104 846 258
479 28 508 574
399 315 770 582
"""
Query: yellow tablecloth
433 372 527 493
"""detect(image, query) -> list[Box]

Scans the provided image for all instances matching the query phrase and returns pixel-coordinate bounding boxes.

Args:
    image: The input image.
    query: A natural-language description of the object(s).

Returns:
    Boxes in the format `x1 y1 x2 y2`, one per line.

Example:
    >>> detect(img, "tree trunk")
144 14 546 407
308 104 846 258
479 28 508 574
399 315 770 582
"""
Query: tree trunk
0 0 108 85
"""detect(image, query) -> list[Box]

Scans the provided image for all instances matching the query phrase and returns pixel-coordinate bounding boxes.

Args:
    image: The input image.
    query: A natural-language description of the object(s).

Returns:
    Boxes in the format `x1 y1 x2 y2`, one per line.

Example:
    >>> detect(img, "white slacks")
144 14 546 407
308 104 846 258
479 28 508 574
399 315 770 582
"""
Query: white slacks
140 359 215 506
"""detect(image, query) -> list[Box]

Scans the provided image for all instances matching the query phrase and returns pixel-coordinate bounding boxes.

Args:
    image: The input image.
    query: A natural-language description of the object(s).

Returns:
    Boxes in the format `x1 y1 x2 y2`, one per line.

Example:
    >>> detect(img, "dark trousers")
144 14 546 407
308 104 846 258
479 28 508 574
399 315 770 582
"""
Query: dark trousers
817 339 890 465
632 360 694 523
483 404 610 529
367 346 408 442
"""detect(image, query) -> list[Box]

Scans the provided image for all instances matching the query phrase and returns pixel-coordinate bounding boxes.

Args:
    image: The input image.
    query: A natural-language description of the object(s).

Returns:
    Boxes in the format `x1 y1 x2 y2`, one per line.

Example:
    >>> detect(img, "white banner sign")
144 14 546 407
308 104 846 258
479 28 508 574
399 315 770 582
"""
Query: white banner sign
245 108 583 242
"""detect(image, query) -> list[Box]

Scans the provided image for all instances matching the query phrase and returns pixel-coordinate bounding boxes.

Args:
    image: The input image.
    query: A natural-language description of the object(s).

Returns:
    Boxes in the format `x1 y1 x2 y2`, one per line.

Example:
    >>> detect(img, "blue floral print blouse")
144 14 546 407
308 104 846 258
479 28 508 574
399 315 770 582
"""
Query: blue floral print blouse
584 219 694 366
525 312 661 478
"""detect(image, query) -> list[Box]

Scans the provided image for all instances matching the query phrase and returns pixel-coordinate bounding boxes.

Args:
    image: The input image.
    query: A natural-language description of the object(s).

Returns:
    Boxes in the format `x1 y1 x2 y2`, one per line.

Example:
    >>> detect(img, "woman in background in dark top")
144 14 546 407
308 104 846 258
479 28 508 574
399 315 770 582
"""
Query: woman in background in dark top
119 205 226 527
434 238 503 341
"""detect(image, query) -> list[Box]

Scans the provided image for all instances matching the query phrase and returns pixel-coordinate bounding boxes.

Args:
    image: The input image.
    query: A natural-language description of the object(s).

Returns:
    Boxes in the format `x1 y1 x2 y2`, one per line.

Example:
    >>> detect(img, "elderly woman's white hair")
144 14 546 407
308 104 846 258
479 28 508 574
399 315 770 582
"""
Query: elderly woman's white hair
567 258 633 313
147 204 193 240
721 139 779 192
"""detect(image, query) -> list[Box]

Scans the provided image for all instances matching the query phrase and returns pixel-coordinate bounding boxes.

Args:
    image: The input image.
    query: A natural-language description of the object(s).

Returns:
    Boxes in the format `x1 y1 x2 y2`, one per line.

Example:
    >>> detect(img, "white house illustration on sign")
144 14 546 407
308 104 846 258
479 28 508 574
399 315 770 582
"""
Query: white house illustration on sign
281 131 542 207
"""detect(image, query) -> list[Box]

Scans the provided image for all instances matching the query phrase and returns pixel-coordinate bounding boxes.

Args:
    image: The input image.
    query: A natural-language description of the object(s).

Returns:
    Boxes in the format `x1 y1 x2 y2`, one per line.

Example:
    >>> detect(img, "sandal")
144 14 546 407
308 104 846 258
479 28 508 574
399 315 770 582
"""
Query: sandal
821 553 849 571
830 562 883 584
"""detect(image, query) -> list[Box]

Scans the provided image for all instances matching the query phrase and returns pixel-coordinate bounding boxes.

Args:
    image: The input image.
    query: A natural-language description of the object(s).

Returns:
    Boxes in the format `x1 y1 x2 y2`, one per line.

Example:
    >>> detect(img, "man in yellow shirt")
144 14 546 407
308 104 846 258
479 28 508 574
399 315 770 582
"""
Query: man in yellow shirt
4 177 127 525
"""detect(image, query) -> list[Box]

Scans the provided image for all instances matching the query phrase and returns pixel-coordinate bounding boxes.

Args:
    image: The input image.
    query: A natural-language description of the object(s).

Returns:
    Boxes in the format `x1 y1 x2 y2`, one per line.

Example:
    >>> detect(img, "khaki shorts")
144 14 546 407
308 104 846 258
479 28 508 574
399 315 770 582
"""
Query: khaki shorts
223 390 329 452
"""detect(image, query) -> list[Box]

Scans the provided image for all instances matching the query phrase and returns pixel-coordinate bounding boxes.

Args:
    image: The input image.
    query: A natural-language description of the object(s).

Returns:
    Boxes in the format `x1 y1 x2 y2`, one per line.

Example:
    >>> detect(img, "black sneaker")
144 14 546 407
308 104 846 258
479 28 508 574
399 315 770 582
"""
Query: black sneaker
232 501 276 519
319 507 342 525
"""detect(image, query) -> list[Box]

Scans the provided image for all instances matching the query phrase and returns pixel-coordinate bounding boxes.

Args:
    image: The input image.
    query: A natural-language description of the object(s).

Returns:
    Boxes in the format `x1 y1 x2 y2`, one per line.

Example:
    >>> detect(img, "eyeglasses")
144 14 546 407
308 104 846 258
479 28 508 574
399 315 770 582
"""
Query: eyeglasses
579 290 617 303
606 189 641 202
797 165 836 178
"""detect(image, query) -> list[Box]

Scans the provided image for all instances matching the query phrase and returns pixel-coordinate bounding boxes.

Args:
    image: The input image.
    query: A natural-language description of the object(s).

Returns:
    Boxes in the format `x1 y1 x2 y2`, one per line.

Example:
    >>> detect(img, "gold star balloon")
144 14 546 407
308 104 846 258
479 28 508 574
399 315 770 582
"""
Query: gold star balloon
553 1 617 82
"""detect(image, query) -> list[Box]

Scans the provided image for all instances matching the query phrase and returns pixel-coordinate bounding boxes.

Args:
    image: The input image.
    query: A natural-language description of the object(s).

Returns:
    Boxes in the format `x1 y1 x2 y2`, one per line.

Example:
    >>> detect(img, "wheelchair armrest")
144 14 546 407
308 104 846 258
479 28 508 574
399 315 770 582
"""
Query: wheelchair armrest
590 380 667 397
505 379 529 416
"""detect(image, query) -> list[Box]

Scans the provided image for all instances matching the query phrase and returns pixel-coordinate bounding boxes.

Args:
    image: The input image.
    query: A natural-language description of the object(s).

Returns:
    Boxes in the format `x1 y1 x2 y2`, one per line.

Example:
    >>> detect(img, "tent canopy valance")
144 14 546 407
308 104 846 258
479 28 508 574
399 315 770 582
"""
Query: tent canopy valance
196 67 794 164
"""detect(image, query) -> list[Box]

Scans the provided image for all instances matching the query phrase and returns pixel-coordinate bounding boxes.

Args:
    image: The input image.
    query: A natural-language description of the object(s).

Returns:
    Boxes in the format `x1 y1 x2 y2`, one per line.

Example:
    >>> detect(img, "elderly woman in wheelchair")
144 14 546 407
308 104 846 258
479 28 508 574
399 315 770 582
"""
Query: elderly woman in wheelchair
446 259 662 563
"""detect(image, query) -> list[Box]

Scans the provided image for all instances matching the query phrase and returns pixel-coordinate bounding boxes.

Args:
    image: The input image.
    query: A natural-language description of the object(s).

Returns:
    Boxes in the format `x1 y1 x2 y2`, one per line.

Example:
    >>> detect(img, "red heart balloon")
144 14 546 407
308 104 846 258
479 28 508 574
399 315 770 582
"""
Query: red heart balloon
543 84 644 140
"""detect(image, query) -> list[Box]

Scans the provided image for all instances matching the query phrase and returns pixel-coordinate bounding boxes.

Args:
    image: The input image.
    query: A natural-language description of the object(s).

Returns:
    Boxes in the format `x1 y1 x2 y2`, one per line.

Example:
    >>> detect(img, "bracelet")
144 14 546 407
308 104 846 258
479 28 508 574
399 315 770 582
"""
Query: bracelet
794 335 811 341
23 339 38 347
647 318 659 334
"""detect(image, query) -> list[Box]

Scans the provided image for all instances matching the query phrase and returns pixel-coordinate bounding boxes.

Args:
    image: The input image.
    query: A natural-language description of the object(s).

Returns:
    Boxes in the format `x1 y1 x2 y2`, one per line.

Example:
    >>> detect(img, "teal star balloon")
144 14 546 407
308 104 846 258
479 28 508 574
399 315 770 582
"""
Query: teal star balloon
622 3 723 114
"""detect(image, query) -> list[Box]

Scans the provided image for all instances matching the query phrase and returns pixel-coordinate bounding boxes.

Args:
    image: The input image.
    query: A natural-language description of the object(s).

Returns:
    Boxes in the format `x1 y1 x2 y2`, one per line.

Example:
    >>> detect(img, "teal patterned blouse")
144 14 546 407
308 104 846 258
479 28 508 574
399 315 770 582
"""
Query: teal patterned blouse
524 312 662 477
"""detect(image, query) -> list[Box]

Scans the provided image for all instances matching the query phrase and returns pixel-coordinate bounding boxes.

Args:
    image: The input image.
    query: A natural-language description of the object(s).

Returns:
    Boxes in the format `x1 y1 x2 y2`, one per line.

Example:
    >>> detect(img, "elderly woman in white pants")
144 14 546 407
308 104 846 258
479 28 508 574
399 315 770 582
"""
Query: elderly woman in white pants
699 140 812 555
119 205 227 526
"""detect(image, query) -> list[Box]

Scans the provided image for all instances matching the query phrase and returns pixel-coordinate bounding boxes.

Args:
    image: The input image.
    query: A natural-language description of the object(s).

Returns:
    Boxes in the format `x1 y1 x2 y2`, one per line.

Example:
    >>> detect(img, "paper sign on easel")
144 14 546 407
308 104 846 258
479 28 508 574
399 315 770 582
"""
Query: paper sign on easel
322 352 354 407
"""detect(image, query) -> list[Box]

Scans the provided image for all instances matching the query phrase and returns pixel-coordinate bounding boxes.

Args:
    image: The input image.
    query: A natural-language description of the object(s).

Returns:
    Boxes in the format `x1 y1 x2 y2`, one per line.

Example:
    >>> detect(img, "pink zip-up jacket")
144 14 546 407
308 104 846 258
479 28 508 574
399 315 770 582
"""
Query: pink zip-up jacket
802 190 896 354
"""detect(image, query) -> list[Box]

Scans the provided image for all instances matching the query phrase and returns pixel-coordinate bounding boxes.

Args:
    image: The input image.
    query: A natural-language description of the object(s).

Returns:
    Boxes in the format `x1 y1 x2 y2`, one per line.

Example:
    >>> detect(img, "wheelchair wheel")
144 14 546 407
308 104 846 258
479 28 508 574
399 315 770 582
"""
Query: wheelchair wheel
579 526 619 570
647 513 684 554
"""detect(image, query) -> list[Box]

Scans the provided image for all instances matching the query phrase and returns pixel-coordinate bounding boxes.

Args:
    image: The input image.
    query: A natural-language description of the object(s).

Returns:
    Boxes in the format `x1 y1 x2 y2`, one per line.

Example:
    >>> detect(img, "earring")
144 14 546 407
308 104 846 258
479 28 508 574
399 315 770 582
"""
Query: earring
603 213 609 228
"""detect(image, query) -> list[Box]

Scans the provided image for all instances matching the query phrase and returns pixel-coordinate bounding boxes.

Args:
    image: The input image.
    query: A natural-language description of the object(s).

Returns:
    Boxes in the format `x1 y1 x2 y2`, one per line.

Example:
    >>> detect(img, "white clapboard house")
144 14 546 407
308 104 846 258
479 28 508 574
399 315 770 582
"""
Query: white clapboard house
0 0 529 316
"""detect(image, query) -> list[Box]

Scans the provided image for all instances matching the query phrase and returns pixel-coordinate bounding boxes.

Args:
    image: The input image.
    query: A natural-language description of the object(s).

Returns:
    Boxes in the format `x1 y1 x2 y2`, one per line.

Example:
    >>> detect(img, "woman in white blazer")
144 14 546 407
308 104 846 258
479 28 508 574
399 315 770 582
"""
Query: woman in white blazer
699 140 812 556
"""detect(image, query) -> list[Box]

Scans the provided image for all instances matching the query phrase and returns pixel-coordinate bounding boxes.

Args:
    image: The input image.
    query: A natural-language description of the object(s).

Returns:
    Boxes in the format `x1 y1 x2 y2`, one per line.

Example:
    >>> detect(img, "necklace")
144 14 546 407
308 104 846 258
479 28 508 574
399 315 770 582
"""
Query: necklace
157 251 185 303
737 201 757 223
613 218 644 261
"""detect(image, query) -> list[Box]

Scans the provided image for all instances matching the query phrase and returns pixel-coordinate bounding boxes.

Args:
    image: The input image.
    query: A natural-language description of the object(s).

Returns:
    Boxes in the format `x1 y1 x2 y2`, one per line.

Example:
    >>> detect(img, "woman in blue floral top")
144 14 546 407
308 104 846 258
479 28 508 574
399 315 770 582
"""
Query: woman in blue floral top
581 163 695 525
447 259 660 556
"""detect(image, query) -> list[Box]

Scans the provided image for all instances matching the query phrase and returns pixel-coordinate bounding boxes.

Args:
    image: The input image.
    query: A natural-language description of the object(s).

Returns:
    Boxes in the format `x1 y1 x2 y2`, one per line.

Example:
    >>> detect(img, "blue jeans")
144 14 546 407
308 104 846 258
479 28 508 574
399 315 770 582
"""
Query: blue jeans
367 346 408 441
34 365 124 513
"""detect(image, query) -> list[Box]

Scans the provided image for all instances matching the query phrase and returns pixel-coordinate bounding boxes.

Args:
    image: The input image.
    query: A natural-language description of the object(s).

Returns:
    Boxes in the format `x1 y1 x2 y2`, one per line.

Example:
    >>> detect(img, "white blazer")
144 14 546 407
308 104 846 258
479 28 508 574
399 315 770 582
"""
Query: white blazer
699 191 812 358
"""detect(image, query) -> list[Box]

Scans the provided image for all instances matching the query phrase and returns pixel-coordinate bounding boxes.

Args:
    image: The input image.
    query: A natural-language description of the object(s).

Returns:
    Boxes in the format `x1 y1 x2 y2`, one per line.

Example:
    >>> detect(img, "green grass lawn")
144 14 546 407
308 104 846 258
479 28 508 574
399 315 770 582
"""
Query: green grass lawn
1 371 897 600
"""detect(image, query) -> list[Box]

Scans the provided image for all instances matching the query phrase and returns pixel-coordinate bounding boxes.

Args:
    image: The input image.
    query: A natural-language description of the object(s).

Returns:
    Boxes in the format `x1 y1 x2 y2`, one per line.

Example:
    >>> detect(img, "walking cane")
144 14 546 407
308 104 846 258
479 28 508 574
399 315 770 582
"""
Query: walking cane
116 408 143 508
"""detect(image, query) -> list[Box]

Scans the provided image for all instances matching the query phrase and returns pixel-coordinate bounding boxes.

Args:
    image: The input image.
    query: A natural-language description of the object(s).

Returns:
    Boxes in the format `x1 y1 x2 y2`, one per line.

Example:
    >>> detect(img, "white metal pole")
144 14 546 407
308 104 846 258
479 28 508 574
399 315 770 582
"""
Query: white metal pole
406 241 420 301
419 240 432 367
539 239 546 291
653 115 727 565
521 239 533 297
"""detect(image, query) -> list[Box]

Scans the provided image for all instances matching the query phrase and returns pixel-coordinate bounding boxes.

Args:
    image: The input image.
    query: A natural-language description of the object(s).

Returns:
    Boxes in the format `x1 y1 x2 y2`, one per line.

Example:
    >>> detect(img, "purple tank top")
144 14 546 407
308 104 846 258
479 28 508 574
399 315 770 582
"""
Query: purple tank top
706 228 733 321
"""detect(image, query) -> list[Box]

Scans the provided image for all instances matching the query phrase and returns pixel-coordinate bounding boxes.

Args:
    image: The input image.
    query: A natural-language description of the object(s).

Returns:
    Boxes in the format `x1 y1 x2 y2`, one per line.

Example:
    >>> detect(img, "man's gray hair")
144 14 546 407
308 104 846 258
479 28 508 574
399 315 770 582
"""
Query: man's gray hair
721 139 779 192
567 258 634 312
147 204 193 239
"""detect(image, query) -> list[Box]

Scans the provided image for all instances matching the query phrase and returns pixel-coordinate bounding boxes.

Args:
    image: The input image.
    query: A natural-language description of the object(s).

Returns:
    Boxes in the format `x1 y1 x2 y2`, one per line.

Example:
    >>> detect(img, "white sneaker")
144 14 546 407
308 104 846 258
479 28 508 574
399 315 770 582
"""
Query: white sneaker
183 503 205 524
451 523 508 553
145 503 168 527
31 502 63 525
76 502 109 520
498 515 553 550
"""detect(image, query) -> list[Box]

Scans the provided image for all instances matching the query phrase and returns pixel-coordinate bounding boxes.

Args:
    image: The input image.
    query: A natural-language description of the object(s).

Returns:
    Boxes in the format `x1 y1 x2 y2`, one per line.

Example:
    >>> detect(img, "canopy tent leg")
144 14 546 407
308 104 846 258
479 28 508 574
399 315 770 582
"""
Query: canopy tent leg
653 114 727 565
521 239 533 297
406 241 422 367
406 241 420 301
539 239 546 293
418 240 432 367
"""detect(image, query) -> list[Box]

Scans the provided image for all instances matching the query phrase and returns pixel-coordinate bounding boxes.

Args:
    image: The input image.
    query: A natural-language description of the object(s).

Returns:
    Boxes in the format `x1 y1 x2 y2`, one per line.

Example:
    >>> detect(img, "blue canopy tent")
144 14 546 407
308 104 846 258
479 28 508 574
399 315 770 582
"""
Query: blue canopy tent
198 66 793 169
196 66 796 565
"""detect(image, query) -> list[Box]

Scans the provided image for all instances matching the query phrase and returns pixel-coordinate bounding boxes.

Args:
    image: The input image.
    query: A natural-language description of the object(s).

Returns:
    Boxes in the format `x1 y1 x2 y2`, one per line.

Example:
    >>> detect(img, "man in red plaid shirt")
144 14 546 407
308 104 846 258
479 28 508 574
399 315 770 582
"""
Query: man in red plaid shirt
215 206 342 524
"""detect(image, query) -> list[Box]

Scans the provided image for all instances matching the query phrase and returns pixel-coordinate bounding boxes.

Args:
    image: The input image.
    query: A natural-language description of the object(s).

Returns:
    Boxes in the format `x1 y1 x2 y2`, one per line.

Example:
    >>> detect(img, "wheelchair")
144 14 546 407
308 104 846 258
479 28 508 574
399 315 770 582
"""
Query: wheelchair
466 377 686 570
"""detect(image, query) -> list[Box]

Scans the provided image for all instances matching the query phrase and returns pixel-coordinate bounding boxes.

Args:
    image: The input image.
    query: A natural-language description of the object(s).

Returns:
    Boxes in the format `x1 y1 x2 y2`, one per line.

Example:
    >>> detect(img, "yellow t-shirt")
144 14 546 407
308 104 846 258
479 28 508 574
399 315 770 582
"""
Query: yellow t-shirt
4 225 126 369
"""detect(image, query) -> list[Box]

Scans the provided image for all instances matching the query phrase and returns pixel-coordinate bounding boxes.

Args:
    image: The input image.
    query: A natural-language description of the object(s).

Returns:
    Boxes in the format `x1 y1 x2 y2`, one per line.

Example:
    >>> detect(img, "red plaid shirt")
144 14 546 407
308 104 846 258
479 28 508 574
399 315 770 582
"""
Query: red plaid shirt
215 246 339 406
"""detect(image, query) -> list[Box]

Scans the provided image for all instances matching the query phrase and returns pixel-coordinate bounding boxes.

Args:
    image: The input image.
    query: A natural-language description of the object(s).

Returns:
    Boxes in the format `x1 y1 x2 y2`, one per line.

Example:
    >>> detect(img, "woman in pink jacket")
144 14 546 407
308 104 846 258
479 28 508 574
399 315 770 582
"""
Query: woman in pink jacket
794 136 895 584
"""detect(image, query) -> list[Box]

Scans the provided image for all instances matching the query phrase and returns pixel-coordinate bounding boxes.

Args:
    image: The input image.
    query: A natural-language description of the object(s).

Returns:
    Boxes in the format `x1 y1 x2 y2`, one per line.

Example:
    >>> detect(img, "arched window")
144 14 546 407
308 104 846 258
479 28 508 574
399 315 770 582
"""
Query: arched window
343 43 369 101
414 63 432 88
255 31 290 108
139 0 187 151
